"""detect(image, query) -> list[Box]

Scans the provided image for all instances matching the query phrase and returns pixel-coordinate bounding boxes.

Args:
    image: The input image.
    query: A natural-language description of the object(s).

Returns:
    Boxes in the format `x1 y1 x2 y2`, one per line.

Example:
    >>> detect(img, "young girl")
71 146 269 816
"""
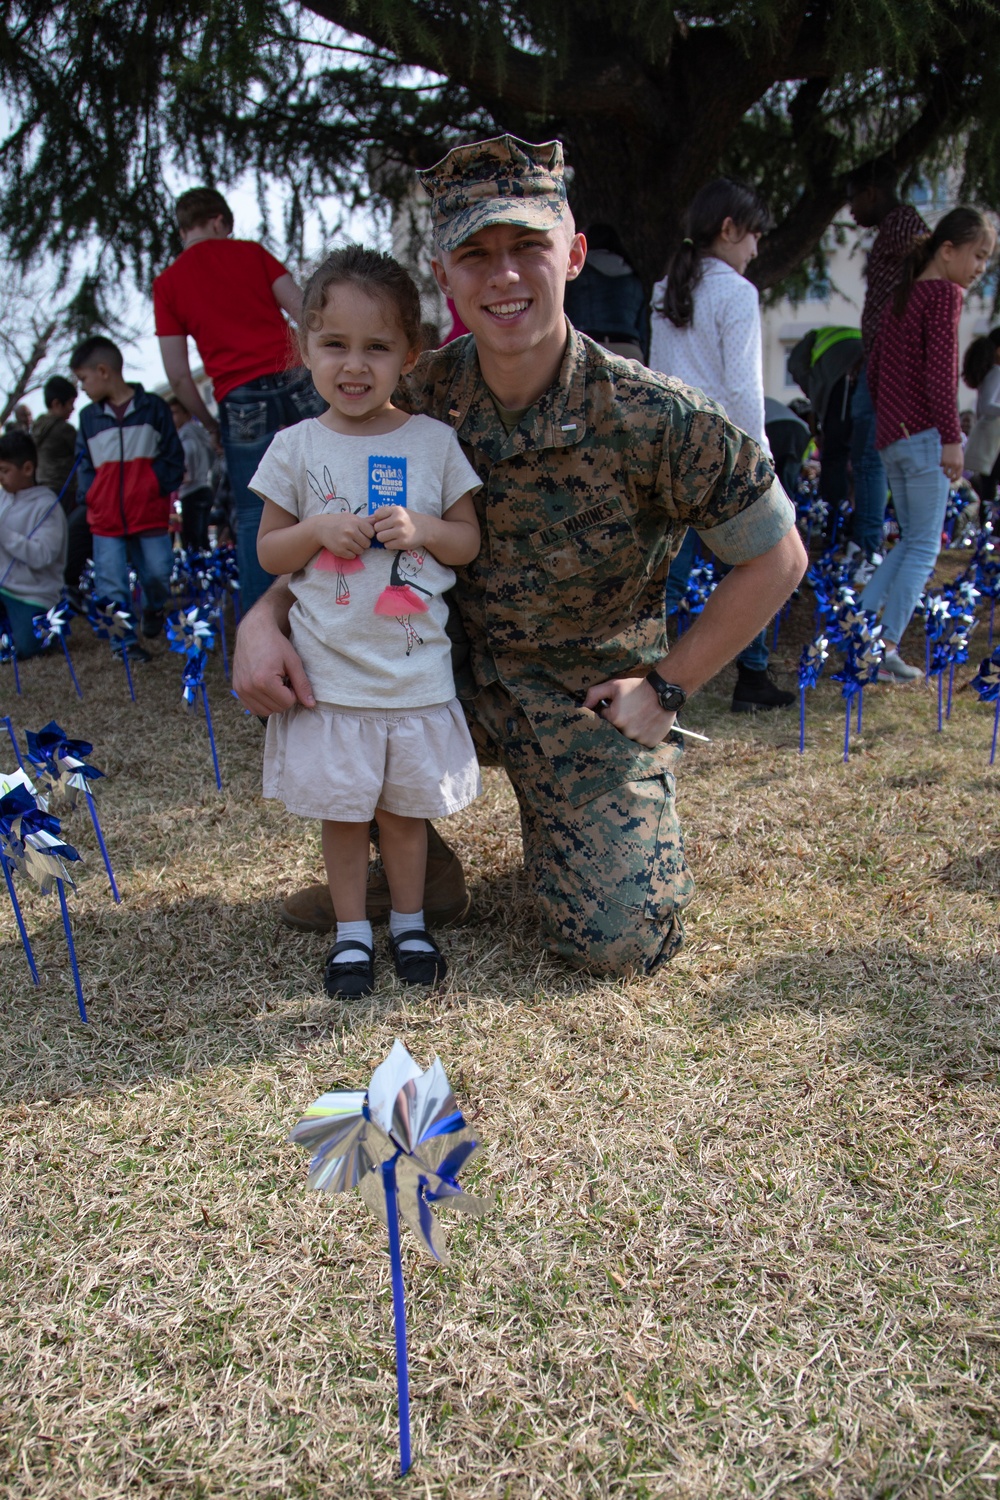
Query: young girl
861 208 996 679
649 178 792 713
252 245 483 999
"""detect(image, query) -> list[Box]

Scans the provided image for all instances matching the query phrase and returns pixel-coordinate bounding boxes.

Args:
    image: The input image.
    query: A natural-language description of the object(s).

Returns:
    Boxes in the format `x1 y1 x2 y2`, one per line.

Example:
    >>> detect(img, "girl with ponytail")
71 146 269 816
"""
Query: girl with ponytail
860 207 996 679
651 179 793 712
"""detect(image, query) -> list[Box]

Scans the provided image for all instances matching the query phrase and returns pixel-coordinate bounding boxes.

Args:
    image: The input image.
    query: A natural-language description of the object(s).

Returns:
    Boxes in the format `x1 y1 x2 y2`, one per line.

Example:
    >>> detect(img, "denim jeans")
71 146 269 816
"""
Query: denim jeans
92 532 173 639
217 367 326 611
849 364 888 556
860 428 949 646
664 526 769 671
0 589 46 658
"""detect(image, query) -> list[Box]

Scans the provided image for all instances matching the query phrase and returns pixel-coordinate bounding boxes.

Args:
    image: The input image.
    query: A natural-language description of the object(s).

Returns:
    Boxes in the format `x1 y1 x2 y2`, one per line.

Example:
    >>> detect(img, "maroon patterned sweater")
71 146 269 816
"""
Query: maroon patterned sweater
868 279 963 452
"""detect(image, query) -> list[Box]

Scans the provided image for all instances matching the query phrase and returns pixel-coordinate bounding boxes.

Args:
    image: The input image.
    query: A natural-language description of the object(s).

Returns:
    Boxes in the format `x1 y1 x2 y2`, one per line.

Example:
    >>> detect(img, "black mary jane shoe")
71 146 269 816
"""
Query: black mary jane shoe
323 940 376 999
388 929 447 987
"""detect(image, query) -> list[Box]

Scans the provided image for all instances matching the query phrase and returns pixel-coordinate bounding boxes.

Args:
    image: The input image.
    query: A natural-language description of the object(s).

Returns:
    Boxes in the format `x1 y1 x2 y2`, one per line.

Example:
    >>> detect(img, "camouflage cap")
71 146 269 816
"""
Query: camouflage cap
418 135 567 253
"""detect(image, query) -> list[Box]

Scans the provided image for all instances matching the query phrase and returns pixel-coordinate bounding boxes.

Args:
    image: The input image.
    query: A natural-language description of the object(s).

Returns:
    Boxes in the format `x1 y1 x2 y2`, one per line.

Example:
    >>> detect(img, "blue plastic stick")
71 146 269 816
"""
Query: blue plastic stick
11 648 20 695
2 715 23 769
937 673 943 733
381 1158 411 1476
60 636 83 699
1 850 39 983
217 611 229 679
798 687 805 754
992 700 999 766
56 878 88 1023
947 662 955 720
201 687 223 790
121 650 135 703
84 786 120 902
843 699 850 763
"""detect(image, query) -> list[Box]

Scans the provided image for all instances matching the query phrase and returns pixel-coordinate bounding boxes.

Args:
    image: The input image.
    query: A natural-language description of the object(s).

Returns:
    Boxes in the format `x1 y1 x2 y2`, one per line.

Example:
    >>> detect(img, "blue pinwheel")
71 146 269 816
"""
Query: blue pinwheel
290 1040 489 1475
797 635 828 754
25 721 119 902
0 771 87 1019
971 647 1000 764
89 596 138 700
168 607 223 790
32 600 82 698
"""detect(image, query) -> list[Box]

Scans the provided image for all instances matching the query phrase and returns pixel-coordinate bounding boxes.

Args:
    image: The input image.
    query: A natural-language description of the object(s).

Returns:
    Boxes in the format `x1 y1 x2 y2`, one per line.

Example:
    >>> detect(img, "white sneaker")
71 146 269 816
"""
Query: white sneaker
879 650 921 682
853 558 877 587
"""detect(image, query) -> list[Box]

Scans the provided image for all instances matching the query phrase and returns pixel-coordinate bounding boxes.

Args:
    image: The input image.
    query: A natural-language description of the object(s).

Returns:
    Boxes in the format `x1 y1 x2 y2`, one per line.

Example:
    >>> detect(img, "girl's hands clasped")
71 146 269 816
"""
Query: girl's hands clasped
314 511 374 557
370 504 422 550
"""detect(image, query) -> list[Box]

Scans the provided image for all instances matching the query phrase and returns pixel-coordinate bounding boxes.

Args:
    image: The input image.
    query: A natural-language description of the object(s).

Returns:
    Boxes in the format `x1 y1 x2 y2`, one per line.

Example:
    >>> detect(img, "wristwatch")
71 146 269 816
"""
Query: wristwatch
645 668 687 714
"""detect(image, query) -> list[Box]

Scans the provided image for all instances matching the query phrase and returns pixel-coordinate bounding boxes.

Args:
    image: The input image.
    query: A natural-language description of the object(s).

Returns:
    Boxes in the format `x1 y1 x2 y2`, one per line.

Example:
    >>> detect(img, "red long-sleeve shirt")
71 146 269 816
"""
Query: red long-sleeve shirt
868 279 963 452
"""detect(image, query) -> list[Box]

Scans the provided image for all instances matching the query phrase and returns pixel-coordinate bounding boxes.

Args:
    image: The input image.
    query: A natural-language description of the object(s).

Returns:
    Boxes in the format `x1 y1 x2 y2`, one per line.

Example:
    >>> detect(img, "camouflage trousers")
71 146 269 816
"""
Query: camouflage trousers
467 682 695 977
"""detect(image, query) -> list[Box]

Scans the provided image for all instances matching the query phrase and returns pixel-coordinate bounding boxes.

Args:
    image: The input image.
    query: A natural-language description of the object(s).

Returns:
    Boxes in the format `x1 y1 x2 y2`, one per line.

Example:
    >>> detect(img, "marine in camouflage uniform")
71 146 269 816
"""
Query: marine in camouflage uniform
394 137 795 973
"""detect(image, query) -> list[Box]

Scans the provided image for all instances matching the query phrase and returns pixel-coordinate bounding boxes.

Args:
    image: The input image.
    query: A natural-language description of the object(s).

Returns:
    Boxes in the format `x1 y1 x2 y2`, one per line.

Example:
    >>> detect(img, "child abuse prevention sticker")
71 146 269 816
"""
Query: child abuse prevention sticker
368 456 407 546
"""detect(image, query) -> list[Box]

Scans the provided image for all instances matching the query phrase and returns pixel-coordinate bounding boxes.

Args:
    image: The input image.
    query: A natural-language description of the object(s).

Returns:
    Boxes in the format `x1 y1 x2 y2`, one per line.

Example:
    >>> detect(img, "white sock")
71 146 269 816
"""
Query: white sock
333 919 373 964
389 909 435 953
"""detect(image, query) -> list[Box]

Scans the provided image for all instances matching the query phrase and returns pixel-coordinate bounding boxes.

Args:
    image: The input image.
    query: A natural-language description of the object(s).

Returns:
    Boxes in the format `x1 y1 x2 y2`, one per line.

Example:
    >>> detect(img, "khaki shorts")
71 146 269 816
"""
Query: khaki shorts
263 699 482 821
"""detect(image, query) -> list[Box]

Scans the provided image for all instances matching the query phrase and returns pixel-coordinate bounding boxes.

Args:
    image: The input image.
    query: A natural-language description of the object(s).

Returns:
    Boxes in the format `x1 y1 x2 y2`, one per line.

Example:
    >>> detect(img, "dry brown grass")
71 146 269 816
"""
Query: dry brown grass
2 561 1000 1498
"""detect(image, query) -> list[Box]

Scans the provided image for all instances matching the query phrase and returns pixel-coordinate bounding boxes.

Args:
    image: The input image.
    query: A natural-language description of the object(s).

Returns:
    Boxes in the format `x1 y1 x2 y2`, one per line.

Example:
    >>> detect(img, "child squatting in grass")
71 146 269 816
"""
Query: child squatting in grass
252 245 482 999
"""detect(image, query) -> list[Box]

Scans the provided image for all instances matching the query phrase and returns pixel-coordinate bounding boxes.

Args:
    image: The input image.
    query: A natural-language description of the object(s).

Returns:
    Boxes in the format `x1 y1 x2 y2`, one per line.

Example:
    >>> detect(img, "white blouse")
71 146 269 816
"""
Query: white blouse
649 258 772 456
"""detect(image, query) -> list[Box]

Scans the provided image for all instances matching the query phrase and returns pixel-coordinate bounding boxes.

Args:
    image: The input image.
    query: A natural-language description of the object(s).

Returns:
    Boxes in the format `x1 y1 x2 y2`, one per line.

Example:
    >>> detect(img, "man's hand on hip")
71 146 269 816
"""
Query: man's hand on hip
583 676 675 748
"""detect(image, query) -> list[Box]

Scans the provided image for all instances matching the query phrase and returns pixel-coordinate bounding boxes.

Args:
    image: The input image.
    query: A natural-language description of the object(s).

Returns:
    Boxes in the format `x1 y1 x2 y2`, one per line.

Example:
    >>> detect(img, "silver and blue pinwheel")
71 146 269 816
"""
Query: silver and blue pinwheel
290 1040 489 1475
32 600 82 698
972 647 1000 764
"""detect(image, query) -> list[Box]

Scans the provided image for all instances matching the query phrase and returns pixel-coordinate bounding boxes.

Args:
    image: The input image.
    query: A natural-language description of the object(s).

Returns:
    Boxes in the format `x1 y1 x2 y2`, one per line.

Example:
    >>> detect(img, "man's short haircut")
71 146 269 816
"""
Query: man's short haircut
43 375 76 408
846 159 899 197
69 335 124 373
175 188 234 234
0 430 37 470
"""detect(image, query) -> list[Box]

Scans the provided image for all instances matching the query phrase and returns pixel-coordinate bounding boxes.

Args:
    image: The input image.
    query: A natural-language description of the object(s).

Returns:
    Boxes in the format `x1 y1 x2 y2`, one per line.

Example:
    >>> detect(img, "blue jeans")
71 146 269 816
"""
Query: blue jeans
217 367 326 611
92 532 173 639
0 589 46 658
664 527 769 671
849 365 888 556
860 429 948 646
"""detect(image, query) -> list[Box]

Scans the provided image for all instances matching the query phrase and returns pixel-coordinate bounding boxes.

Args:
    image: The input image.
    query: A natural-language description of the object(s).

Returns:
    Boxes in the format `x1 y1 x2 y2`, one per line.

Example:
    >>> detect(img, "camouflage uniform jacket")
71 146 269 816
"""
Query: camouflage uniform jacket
399 324 794 807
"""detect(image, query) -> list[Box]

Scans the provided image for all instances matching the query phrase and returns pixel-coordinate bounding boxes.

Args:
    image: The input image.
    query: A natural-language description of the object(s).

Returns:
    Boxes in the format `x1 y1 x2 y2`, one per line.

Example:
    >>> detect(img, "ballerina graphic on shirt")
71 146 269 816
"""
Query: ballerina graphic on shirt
307 466 365 606
374 548 432 655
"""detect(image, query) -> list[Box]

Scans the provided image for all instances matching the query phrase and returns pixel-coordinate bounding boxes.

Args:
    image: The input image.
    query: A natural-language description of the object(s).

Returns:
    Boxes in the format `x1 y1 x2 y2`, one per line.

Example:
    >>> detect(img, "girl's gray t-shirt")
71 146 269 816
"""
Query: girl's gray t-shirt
250 414 480 708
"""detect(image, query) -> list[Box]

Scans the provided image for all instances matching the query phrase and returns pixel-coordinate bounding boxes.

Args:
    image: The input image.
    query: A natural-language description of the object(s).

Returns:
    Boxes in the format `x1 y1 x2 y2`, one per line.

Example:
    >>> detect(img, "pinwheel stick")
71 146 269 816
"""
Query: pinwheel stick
121 651 136 704
798 687 806 755
937 673 944 733
3 715 23 769
843 699 851 764
60 637 83 699
856 688 864 735
992 700 999 767
217 612 229 679
9 648 21 695
381 1158 412 1476
947 662 956 720
56 878 88 1023
84 787 120 903
201 687 223 791
1 850 39 984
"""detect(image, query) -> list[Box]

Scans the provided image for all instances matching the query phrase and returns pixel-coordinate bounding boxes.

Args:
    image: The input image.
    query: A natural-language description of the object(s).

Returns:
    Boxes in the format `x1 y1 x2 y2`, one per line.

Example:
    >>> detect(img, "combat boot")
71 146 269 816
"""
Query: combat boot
279 821 470 932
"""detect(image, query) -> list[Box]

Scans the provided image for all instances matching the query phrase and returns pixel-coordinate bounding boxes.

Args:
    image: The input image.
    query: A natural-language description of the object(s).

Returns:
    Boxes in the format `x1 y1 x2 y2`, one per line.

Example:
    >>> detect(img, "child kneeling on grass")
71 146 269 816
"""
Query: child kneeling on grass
252 245 482 999
0 430 68 658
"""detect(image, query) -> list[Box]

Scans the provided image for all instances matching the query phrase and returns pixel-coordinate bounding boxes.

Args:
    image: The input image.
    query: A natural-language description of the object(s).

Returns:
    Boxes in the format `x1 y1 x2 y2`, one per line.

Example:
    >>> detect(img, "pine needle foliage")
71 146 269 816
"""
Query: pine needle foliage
0 0 996 293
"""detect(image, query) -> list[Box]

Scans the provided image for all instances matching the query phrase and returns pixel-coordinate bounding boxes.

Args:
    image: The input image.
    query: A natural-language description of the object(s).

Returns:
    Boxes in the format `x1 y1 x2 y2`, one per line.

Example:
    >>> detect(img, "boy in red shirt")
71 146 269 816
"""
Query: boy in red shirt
153 189 325 608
